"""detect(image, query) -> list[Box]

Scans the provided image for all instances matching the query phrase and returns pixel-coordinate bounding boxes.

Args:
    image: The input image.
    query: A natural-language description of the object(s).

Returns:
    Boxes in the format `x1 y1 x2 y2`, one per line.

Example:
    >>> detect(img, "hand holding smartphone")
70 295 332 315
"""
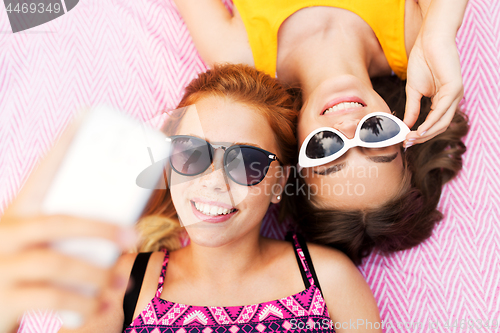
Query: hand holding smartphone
0 106 168 330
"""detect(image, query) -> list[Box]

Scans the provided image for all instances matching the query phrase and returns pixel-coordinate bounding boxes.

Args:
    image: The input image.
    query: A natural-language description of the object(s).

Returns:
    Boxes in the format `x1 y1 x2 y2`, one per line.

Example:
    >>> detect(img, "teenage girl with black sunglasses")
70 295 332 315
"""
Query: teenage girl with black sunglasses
172 0 470 263
74 64 381 332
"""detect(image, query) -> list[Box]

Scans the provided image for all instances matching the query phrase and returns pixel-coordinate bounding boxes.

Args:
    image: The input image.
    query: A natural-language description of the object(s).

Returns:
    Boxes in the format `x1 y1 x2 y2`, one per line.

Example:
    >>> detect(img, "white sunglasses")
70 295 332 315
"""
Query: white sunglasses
299 112 410 168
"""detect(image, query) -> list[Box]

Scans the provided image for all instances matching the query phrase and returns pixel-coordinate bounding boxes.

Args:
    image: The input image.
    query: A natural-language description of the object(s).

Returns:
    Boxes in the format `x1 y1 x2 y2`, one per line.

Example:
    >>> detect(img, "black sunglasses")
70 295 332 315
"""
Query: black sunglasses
167 135 281 186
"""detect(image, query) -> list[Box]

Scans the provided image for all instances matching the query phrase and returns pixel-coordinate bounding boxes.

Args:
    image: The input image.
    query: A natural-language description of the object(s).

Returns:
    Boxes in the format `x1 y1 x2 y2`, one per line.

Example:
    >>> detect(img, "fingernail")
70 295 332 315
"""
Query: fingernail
420 131 427 136
405 143 413 150
408 138 416 142
119 228 139 248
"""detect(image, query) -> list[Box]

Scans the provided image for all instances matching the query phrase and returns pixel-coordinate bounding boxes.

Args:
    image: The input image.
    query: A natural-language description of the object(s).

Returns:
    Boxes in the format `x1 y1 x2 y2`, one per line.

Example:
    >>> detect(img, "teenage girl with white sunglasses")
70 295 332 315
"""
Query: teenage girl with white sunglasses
172 0 470 263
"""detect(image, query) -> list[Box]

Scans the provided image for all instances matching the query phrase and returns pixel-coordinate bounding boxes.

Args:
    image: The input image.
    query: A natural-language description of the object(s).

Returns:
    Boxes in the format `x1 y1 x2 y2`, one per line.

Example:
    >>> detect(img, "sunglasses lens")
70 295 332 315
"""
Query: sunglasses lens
170 137 211 175
360 115 400 143
226 147 270 186
305 131 344 159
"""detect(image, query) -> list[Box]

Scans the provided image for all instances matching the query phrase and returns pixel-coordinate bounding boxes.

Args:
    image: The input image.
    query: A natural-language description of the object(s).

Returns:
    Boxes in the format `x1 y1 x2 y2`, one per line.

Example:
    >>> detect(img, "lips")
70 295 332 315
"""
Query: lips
321 97 366 115
190 200 238 223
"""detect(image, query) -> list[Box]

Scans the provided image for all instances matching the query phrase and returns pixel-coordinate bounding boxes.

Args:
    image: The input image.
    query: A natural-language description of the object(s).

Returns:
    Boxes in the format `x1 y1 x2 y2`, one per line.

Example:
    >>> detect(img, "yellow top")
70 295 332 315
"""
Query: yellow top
233 0 408 79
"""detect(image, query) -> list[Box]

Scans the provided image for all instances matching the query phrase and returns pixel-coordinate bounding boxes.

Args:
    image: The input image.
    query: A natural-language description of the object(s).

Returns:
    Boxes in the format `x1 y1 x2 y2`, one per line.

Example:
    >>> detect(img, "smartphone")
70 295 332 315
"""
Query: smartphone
41 105 168 327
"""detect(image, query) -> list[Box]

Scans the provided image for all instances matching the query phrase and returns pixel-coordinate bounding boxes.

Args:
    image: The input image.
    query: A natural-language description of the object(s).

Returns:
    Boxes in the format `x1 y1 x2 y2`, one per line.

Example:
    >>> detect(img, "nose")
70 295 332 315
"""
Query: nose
199 149 228 191
333 119 360 139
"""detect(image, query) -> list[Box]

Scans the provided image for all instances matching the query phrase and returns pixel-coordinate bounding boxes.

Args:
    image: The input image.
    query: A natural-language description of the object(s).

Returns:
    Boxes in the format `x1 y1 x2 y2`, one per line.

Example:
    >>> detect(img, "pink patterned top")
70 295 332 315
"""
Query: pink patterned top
123 234 335 332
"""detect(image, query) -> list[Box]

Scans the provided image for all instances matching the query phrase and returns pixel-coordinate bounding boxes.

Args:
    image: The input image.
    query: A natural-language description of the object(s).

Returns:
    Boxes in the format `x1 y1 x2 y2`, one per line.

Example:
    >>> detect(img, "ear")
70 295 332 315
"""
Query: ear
271 165 291 204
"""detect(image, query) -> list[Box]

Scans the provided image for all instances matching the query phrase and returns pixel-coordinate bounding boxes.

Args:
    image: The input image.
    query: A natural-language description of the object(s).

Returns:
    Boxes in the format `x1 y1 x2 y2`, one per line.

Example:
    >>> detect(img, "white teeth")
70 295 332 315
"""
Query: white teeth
193 201 235 216
324 102 363 114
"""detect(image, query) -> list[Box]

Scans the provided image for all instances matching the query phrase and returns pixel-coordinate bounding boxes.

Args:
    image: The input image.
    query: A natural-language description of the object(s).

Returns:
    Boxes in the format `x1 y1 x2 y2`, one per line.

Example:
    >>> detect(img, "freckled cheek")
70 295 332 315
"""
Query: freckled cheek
170 185 187 212
241 184 274 210
168 174 196 211
228 186 257 210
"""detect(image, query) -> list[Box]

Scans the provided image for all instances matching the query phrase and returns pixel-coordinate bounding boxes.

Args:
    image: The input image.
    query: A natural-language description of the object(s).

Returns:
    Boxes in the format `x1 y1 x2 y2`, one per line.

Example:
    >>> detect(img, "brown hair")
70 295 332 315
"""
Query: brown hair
136 64 298 252
292 75 469 265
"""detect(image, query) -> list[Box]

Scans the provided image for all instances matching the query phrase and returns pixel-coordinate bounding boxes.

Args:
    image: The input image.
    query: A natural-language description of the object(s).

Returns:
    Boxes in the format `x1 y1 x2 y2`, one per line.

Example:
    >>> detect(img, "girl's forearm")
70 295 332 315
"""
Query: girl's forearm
172 0 252 66
172 0 233 29
420 0 469 38
172 0 232 62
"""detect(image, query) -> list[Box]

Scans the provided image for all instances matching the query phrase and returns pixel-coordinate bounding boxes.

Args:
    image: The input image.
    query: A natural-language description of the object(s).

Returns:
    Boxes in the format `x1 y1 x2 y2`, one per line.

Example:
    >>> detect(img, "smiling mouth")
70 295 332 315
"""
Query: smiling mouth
322 101 365 115
191 201 237 216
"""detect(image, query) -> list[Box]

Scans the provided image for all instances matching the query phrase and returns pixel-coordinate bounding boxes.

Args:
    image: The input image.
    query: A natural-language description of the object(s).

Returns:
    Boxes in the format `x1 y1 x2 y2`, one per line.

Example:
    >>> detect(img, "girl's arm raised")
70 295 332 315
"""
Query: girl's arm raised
173 0 254 67
0 116 138 333
403 0 469 147
0 216 131 333
308 244 382 333
57 253 138 333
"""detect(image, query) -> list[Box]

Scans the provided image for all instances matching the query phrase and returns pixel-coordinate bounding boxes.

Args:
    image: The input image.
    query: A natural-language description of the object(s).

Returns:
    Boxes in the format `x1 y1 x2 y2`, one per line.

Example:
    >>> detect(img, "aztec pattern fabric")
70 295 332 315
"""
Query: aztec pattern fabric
1 0 498 332
124 234 335 333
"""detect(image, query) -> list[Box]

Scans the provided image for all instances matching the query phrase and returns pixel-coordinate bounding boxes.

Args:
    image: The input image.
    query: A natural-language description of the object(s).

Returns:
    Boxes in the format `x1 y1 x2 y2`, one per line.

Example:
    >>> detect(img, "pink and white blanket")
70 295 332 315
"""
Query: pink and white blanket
1 0 499 332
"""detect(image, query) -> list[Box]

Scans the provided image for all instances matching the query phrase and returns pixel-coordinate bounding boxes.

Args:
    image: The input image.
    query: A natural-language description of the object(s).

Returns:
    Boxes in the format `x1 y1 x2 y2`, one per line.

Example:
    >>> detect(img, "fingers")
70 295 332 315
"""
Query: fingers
403 85 424 128
0 215 138 254
416 81 463 134
0 214 136 330
403 126 448 149
1 249 111 291
403 84 462 149
418 93 461 139
415 96 455 136
403 97 459 148
2 285 102 328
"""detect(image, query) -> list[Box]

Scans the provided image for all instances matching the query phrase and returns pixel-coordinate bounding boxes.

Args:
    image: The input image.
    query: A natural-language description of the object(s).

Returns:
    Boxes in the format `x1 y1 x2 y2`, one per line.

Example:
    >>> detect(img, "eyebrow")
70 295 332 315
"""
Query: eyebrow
312 152 399 175
313 162 347 175
233 142 263 149
366 152 399 163
184 135 263 149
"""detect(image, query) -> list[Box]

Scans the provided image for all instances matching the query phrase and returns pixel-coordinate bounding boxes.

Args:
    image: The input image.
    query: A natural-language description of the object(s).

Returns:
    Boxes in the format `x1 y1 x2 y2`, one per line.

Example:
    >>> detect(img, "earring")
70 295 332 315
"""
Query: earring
277 195 281 201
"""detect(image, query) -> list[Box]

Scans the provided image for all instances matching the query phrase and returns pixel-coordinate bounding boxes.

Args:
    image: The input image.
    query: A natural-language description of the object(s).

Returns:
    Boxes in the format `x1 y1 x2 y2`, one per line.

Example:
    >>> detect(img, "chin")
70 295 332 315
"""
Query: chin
184 224 232 247
189 233 231 248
